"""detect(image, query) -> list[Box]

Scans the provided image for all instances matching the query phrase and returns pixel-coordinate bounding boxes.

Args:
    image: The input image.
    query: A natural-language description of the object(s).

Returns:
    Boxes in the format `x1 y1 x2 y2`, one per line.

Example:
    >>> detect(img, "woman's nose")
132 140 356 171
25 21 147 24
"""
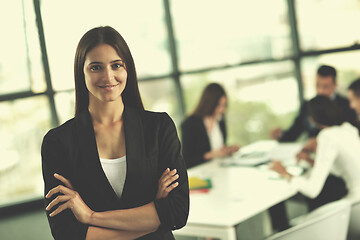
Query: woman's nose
103 67 114 81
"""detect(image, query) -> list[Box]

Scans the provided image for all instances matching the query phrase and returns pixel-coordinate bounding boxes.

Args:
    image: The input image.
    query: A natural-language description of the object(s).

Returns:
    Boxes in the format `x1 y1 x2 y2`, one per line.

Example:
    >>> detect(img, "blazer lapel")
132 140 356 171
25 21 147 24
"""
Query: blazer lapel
74 110 120 211
74 107 147 210
120 106 147 207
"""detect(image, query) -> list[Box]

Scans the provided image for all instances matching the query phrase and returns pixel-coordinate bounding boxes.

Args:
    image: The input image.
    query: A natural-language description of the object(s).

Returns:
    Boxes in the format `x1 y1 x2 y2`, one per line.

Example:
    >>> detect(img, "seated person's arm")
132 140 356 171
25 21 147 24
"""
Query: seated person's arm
203 145 240 160
271 134 338 199
296 137 317 166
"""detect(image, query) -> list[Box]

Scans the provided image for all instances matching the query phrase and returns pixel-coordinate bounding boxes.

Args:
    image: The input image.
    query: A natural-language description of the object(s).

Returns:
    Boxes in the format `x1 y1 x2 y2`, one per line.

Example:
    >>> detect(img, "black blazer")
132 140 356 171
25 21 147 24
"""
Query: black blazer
280 94 357 142
181 115 226 168
41 106 189 240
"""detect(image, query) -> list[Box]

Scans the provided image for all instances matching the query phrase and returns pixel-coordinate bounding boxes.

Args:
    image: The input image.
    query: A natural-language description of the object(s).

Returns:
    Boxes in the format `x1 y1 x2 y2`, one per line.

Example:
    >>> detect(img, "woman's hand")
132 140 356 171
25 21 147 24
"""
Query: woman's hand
225 145 240 154
269 127 283 140
204 145 240 160
296 150 314 166
269 160 292 180
216 147 229 158
46 173 94 224
156 168 179 199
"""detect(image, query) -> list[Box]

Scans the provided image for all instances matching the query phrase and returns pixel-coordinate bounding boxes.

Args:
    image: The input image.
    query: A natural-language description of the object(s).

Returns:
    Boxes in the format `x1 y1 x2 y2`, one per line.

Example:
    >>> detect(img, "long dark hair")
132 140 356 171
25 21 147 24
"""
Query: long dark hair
308 95 345 127
74 26 143 116
192 83 227 117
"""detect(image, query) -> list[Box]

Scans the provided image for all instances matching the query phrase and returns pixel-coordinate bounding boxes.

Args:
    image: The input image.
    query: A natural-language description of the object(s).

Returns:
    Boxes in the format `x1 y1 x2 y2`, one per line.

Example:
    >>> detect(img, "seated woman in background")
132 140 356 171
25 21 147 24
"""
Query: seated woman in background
181 83 239 168
271 95 360 209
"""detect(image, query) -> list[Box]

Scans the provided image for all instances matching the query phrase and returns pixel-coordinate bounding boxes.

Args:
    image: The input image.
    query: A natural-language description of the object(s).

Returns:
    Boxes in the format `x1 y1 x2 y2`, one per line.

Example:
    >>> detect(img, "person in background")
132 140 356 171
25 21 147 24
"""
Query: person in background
41 26 189 240
270 95 360 211
348 78 360 124
295 77 360 172
270 65 357 142
181 83 239 168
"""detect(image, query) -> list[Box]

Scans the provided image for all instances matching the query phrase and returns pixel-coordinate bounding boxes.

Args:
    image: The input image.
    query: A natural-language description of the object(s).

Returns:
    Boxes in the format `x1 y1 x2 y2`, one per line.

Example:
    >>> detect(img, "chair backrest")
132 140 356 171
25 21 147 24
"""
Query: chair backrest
266 199 351 240
348 200 360 239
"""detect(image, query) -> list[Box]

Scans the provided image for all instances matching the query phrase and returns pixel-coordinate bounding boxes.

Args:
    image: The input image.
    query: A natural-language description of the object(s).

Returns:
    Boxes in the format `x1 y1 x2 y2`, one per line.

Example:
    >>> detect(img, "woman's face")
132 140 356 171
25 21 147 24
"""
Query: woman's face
83 44 127 104
214 95 227 118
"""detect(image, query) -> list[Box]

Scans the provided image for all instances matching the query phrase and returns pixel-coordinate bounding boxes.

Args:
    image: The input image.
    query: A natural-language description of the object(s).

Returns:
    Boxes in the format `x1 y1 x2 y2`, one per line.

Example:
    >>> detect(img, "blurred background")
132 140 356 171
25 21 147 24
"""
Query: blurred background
1 0 360 238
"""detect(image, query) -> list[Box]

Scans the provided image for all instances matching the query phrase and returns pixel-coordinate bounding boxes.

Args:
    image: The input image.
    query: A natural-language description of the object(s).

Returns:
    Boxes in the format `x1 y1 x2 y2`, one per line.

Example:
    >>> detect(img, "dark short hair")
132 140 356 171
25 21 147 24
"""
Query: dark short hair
74 26 143 116
308 95 345 126
192 83 227 117
317 65 337 83
348 78 360 98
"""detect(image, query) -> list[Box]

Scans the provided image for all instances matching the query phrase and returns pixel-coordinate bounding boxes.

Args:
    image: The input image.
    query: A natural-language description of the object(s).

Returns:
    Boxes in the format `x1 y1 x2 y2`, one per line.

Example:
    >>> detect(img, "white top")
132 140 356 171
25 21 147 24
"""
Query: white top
100 156 127 198
292 122 360 203
205 119 224 151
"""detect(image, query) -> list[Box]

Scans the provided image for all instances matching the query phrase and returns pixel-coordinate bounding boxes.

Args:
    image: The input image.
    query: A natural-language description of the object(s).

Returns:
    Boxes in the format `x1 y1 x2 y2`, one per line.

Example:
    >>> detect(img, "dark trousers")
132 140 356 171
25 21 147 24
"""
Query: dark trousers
269 174 348 231
269 202 289 231
305 174 348 211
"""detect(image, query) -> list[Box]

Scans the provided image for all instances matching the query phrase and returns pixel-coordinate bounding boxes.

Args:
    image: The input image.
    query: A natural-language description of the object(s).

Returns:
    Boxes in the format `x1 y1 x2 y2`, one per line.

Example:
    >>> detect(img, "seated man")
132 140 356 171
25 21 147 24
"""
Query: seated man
270 65 357 142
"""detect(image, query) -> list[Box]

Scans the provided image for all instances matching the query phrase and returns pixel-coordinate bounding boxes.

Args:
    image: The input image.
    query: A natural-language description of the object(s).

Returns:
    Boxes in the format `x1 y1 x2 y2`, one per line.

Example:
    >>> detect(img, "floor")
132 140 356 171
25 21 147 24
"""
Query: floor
0 209 52 240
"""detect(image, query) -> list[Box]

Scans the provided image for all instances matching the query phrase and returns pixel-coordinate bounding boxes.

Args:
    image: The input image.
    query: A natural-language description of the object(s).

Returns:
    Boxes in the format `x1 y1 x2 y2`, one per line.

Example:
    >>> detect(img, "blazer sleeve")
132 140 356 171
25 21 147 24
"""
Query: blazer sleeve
154 113 190 231
181 117 207 168
41 129 89 240
280 102 308 142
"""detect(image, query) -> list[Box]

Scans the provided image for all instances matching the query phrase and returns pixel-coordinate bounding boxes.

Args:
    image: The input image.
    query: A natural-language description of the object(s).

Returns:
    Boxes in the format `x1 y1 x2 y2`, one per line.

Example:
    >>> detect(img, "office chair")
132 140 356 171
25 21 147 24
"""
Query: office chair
266 199 351 240
348 200 360 239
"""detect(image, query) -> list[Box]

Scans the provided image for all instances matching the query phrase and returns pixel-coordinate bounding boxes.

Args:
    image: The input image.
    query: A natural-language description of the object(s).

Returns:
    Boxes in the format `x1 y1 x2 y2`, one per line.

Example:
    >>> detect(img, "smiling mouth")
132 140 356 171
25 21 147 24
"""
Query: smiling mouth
99 83 120 89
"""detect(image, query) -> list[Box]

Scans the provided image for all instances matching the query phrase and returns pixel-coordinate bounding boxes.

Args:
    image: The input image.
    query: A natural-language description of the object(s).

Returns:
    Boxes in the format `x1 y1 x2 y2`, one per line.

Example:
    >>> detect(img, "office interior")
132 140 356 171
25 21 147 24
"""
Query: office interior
1 0 360 239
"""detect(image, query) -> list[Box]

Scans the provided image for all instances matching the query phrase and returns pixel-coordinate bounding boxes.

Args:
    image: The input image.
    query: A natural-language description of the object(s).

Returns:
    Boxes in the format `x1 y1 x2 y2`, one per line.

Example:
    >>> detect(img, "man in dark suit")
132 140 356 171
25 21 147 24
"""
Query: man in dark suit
270 65 357 142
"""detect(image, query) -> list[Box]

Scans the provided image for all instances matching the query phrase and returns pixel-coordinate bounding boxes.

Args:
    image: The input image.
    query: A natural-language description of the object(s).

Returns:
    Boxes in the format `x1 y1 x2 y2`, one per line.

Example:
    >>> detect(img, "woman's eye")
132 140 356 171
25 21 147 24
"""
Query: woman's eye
90 65 101 71
112 63 124 69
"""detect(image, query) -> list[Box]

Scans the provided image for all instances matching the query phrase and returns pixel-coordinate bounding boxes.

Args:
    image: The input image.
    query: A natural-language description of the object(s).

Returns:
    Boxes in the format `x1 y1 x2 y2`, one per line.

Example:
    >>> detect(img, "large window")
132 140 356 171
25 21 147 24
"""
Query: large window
54 91 75 124
0 0 47 207
0 0 45 95
139 79 181 125
296 0 360 51
1 0 360 207
41 0 172 91
171 0 292 71
0 97 51 206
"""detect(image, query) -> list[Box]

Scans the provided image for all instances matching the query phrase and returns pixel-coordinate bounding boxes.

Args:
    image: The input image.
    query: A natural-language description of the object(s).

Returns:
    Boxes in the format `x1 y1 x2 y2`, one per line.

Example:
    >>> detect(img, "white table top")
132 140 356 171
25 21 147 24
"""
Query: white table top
186 141 301 227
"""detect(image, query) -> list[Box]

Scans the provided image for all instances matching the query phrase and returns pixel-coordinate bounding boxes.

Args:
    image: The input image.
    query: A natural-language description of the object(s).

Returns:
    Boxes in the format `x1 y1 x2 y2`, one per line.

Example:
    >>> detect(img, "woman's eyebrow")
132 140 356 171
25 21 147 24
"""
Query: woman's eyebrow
88 59 123 65
110 59 124 63
88 61 102 65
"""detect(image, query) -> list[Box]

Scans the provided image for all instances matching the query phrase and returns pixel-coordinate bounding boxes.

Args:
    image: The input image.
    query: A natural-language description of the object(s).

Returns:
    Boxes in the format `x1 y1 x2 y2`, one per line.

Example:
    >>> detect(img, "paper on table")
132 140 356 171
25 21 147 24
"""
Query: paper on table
221 152 270 167
220 140 278 167
269 142 305 176
268 142 302 162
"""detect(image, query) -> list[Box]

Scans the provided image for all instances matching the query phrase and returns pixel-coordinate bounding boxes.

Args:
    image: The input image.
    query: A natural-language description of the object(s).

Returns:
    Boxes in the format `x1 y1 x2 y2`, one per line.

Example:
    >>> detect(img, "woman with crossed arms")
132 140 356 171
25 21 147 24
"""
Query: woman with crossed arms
42 26 189 239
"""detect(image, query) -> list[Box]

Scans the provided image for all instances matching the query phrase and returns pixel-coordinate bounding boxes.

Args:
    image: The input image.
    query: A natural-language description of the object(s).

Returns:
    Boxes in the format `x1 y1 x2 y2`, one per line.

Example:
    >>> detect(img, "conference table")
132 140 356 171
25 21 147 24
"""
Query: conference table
174 140 303 240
